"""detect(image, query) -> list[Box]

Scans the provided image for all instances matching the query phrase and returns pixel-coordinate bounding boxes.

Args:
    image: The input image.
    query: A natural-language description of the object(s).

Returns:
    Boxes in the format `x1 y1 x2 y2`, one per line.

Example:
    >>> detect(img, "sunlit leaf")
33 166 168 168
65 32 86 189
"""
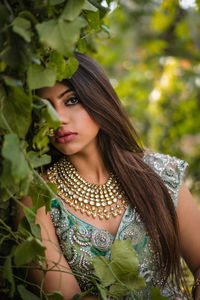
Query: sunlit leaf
40 98 61 128
65 56 79 78
83 1 98 12
27 64 57 90
12 17 32 42
92 255 115 287
84 10 100 30
109 283 130 298
36 17 87 56
61 0 85 21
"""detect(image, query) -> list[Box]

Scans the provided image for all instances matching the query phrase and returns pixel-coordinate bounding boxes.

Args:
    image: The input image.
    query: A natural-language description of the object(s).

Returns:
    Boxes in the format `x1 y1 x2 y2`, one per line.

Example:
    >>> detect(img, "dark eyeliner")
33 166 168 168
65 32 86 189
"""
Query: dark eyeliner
64 95 79 106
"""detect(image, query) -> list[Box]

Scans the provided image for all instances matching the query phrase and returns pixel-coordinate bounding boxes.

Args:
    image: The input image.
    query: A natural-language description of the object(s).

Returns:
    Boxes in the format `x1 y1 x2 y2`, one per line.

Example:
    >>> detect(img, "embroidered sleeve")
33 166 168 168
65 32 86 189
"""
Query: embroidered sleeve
143 152 188 208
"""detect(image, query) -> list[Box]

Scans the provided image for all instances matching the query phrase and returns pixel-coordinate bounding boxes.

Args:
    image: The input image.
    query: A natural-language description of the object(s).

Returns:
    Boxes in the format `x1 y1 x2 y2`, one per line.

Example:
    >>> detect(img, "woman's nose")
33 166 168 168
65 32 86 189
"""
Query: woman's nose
56 107 70 125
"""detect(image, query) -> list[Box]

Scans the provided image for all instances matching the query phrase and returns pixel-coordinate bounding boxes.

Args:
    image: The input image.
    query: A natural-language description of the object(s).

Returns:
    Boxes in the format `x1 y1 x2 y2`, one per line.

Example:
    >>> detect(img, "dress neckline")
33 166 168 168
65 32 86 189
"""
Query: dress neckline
56 197 130 238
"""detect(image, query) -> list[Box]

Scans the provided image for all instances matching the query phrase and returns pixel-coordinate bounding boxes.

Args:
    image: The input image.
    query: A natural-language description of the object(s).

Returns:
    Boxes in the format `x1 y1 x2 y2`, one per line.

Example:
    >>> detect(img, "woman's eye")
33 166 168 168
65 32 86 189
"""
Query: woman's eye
64 96 79 106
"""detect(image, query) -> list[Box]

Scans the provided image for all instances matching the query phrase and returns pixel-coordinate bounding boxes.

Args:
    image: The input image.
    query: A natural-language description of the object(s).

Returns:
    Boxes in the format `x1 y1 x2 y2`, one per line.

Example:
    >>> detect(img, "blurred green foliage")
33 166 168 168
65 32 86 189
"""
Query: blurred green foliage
93 0 200 201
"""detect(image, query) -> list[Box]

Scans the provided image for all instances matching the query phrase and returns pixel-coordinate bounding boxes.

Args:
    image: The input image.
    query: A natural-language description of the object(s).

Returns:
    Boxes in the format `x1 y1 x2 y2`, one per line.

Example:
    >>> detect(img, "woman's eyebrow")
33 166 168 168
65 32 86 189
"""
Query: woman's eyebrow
58 88 74 99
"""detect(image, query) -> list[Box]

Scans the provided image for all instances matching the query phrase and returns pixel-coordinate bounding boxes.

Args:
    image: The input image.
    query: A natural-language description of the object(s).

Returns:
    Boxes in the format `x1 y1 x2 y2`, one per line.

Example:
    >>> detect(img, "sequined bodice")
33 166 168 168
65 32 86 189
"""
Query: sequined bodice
50 153 188 299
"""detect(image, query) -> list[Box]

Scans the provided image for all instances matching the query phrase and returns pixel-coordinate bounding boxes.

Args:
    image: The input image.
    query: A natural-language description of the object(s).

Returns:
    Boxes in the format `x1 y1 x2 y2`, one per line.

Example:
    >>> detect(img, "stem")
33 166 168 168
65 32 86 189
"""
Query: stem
19 10 39 25
97 255 133 292
14 273 47 298
0 219 17 240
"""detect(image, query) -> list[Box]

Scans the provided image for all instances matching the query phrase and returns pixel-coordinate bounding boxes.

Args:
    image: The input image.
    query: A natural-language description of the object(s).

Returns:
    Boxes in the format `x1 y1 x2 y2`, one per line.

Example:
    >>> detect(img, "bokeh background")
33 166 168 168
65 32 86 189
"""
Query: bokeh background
90 0 200 202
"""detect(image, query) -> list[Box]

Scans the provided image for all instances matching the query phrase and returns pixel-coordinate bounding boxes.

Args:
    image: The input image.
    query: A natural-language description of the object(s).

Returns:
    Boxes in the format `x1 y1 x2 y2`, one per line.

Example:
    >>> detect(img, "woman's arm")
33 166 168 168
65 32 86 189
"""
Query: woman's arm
16 196 82 300
177 182 200 299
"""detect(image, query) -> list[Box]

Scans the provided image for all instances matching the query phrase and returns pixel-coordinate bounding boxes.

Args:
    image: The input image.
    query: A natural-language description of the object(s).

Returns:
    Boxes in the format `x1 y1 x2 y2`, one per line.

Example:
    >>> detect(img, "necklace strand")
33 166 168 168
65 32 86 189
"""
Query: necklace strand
47 157 128 219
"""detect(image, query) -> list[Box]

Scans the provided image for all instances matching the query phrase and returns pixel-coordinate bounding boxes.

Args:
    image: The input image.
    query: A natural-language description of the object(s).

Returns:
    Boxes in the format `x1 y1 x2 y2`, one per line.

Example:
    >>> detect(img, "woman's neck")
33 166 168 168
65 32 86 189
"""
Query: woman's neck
68 145 109 185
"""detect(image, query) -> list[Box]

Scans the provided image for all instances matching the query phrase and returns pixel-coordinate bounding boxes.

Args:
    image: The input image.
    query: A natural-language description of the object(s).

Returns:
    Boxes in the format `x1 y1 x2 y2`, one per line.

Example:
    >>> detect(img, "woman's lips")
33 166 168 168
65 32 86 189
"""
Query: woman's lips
55 130 77 144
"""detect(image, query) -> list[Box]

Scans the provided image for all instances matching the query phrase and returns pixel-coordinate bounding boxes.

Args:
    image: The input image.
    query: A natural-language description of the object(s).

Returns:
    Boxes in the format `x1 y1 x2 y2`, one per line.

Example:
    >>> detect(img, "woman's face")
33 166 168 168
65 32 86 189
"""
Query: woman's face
38 82 100 156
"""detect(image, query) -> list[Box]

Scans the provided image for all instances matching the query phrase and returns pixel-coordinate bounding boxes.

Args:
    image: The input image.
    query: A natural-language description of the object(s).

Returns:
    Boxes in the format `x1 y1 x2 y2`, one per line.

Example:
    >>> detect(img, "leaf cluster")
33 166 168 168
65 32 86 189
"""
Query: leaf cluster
0 0 111 298
91 240 167 300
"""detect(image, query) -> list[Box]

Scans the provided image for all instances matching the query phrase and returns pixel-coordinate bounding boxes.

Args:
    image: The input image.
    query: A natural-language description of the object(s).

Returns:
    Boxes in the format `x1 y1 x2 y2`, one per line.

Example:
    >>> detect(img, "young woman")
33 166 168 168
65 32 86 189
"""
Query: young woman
20 52 200 299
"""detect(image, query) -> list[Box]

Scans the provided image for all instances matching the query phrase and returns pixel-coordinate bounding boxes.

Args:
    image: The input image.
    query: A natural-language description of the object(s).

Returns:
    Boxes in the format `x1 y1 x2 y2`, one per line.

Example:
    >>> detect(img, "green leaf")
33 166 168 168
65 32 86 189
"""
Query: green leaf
32 126 50 150
111 240 139 273
0 186 17 202
41 98 61 128
14 237 46 267
95 282 108 300
109 283 130 298
111 240 138 273
0 159 16 187
28 181 56 212
61 0 85 21
2 134 31 184
12 17 32 43
48 50 66 81
27 64 57 90
3 76 23 87
1 31 32 69
3 255 15 297
86 0 109 18
92 256 115 287
65 56 79 78
23 206 41 238
83 1 98 12
84 10 100 30
151 287 168 299
18 216 33 238
36 17 87 56
27 151 51 168
78 38 87 53
17 284 40 300
49 53 79 79
2 86 32 138
110 240 145 290
47 291 64 300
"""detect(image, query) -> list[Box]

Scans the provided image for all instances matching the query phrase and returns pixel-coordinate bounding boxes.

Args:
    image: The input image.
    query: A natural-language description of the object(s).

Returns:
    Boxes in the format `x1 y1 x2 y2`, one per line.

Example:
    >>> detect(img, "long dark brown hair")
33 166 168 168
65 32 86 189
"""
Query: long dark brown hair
49 52 187 295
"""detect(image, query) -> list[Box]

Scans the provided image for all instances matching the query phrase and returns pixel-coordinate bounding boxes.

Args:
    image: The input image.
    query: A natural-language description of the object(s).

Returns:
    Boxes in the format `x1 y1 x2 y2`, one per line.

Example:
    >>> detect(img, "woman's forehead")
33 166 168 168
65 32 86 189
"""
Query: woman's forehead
38 82 72 98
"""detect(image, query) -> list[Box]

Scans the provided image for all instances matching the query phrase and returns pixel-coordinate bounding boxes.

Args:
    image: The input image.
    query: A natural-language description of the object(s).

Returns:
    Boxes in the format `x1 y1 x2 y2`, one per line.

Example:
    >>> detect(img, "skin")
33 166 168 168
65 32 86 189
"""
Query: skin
19 82 200 299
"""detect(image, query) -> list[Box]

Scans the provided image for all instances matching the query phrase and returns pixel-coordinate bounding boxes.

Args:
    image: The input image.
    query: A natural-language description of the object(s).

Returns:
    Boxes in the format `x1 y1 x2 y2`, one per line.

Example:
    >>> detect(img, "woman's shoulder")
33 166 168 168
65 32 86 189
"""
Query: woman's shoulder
143 151 188 172
143 151 188 207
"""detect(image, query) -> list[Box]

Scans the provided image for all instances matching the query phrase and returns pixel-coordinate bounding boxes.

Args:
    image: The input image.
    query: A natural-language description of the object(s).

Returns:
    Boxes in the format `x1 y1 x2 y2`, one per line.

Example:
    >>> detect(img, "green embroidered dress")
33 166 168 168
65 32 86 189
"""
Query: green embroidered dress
50 153 188 299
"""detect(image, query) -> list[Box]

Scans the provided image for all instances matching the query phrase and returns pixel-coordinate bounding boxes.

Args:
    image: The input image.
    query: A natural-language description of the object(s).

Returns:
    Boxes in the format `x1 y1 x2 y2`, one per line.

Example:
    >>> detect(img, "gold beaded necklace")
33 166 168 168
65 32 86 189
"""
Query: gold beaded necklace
47 157 128 220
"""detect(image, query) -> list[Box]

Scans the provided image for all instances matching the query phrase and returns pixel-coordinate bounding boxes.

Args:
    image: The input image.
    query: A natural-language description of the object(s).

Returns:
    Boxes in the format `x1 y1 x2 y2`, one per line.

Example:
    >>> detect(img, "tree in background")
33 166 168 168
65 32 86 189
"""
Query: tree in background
94 0 200 201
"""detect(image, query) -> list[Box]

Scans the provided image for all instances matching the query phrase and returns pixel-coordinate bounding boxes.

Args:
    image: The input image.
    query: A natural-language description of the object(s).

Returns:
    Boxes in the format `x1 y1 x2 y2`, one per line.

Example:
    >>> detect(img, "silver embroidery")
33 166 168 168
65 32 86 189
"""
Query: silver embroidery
91 229 112 252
